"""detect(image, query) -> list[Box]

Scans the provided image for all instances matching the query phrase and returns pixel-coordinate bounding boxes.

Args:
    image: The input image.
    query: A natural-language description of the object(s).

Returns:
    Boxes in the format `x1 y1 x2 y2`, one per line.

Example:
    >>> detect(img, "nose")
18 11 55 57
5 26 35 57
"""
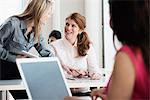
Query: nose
65 25 72 32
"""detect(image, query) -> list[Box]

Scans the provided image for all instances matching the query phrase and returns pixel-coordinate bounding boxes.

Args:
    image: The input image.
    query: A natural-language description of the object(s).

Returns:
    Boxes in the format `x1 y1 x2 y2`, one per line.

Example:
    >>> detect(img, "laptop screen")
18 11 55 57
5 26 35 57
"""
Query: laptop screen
16 57 72 100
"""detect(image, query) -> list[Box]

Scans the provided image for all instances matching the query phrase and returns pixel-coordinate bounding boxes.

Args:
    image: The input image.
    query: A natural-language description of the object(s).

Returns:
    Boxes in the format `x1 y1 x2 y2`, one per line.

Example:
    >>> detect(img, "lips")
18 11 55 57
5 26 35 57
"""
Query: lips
65 31 72 35
65 32 72 39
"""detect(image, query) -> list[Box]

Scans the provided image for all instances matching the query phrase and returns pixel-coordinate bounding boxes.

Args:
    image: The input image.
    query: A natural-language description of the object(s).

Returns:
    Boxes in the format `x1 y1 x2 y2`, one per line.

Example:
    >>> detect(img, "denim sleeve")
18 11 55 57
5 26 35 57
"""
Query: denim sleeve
0 20 17 62
34 36 54 57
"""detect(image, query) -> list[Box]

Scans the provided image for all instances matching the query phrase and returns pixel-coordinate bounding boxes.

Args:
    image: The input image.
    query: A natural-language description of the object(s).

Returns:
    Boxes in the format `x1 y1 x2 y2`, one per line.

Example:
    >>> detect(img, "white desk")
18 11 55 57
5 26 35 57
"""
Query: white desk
0 78 108 91
0 79 105 100
67 77 107 88
0 69 111 90
0 79 24 90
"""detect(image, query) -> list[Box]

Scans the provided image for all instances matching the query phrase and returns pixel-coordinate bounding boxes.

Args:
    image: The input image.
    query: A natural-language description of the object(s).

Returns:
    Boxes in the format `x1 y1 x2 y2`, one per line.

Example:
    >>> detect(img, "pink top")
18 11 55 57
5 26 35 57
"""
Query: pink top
106 45 149 99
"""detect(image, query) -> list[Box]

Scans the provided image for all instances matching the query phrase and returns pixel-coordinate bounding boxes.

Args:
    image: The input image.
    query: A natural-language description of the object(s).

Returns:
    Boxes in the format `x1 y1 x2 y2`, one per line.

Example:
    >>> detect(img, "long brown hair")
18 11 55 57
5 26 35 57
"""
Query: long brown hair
66 13 90 56
17 0 53 42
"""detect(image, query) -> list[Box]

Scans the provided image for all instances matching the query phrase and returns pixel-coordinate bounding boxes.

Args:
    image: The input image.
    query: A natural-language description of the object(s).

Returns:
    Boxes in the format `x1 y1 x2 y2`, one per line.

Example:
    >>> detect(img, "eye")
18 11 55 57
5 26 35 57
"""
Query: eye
66 23 69 26
72 24 76 27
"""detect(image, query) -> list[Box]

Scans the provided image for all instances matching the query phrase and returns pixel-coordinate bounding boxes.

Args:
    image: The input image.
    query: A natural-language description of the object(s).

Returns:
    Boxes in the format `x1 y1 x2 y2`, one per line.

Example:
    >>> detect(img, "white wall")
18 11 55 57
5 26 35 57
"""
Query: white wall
103 0 115 72
84 0 102 67
0 0 23 24
60 0 84 34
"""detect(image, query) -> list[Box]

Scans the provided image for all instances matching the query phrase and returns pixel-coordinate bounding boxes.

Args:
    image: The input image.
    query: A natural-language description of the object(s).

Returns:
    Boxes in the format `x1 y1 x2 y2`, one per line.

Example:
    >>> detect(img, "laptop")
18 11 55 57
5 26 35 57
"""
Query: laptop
16 57 72 100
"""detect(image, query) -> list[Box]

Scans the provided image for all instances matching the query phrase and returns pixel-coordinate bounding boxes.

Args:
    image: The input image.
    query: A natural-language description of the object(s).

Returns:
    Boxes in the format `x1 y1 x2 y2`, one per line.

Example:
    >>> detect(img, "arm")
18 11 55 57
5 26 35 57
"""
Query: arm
87 45 101 79
51 44 74 75
91 88 107 100
64 96 82 100
90 51 135 100
107 51 135 99
0 20 16 62
34 36 54 57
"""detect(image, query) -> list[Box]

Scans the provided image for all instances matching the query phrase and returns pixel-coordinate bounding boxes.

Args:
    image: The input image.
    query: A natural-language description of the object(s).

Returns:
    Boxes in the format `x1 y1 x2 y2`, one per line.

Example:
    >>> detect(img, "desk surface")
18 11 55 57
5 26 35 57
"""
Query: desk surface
0 77 108 90
67 77 106 88
0 79 24 90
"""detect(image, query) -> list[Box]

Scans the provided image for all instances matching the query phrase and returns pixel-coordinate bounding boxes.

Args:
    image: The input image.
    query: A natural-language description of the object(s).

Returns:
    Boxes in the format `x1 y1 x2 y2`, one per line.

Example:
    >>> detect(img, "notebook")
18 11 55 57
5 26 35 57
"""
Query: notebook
20 50 39 58
9 50 39 58
16 57 72 100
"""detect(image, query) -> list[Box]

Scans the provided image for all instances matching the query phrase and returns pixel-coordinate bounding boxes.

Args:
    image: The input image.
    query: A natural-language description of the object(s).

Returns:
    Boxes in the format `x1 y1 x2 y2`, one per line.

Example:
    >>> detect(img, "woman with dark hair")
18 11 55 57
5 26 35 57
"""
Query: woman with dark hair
48 30 62 43
65 0 149 100
91 0 150 99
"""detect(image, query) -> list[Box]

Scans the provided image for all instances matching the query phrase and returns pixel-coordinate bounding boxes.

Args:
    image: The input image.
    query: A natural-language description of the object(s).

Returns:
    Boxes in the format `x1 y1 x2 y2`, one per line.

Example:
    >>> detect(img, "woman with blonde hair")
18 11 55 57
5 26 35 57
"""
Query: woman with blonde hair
0 0 54 99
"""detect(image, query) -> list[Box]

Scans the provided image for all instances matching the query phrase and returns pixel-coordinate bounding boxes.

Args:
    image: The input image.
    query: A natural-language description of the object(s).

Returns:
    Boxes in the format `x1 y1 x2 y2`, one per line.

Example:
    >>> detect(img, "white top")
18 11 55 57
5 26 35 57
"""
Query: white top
51 38 100 76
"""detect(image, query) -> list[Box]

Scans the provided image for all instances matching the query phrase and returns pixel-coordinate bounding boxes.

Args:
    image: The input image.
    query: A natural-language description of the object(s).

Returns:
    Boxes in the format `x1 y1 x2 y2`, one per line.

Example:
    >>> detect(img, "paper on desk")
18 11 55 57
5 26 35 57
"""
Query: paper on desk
9 50 39 58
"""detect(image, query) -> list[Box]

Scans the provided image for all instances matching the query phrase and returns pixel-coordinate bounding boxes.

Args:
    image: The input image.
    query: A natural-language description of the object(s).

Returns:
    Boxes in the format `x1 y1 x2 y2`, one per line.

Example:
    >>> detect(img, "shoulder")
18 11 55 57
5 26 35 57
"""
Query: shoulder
115 51 133 66
118 45 134 55
1 16 21 28
89 43 94 49
108 48 135 98
0 17 18 30
51 39 65 55
117 45 140 64
9 16 21 27
115 47 135 79
87 43 95 52
113 49 136 81
51 39 64 47
4 16 20 23
116 45 135 68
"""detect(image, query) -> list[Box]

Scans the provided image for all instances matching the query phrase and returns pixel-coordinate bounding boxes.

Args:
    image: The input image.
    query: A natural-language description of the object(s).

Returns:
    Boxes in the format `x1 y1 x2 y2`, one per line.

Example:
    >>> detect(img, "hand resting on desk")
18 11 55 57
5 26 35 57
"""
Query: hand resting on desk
62 64 101 80
62 64 87 77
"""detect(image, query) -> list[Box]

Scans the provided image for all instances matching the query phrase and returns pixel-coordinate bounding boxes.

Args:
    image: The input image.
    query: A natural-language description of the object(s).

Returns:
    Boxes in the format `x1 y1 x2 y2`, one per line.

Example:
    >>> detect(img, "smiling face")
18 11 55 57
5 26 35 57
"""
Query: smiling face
64 18 82 45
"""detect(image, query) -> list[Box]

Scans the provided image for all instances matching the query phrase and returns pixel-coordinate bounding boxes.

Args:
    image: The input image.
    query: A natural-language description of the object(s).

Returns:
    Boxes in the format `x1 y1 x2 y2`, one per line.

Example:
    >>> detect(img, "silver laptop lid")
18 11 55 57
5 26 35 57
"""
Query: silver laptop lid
16 57 72 100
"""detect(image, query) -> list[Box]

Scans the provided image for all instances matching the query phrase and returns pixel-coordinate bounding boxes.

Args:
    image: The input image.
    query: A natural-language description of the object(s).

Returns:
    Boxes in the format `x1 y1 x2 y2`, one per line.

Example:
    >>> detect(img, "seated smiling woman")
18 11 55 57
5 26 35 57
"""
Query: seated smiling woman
51 12 101 94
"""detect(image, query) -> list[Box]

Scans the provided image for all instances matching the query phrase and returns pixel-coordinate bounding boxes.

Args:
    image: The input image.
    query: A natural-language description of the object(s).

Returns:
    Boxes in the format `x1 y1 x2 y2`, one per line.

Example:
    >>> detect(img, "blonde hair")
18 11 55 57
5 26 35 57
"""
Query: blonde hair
18 0 53 42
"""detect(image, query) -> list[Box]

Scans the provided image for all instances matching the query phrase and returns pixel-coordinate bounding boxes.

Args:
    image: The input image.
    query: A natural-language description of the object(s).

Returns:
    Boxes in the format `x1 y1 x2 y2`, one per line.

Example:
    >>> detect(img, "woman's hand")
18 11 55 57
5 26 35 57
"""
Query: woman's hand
62 64 74 75
62 64 88 77
64 88 107 100
64 96 82 100
70 68 88 77
69 68 81 77
91 88 107 100
90 73 101 80
16 54 28 58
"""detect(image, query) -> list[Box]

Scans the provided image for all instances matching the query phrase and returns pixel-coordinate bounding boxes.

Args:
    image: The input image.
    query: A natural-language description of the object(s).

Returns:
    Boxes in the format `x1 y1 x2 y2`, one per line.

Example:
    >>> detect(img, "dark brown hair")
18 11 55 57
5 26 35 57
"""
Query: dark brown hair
109 0 149 73
66 13 90 56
